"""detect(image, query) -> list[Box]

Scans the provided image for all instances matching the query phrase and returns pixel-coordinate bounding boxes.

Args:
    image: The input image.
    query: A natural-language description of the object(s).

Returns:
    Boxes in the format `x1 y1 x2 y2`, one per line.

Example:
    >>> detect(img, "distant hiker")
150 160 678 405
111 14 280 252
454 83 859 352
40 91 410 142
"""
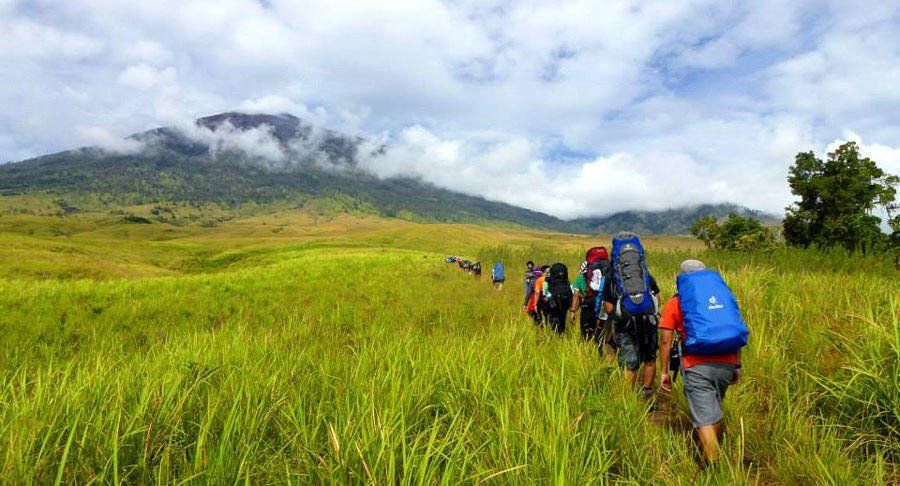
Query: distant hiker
536 265 551 325
571 246 611 346
523 268 542 326
492 262 505 290
603 233 660 398
523 261 535 302
658 259 749 464
472 261 482 278
569 261 589 329
543 262 573 334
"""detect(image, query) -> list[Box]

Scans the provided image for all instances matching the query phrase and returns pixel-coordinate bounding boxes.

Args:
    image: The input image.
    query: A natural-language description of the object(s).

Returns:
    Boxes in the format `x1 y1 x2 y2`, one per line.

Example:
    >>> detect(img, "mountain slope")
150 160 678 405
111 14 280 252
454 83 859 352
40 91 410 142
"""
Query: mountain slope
570 204 780 235
0 113 573 230
0 112 778 234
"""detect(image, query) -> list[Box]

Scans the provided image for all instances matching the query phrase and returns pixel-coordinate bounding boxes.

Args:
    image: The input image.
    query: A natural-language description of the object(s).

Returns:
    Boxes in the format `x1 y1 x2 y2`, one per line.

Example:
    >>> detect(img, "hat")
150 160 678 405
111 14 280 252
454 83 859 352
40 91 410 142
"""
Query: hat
679 259 706 274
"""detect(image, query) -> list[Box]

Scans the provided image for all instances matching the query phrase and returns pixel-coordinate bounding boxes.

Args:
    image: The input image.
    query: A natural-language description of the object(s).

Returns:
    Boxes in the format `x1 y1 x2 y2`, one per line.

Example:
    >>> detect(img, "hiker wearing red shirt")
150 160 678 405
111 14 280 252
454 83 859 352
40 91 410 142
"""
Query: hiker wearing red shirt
658 259 747 464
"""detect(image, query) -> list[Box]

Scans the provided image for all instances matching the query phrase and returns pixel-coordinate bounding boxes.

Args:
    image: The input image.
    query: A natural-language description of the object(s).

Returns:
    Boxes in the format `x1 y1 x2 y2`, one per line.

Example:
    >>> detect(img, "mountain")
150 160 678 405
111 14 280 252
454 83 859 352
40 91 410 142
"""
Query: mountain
570 204 781 235
0 112 778 234
0 112 569 230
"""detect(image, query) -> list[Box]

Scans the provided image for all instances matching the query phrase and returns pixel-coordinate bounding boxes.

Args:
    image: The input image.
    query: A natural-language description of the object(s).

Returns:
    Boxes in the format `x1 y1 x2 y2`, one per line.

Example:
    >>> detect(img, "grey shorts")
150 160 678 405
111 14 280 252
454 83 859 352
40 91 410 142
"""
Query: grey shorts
683 363 737 428
614 317 658 371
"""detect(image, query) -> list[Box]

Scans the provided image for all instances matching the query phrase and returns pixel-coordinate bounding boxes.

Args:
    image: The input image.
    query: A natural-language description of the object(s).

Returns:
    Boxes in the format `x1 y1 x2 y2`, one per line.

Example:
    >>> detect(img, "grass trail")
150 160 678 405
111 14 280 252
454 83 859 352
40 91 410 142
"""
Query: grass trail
0 214 897 483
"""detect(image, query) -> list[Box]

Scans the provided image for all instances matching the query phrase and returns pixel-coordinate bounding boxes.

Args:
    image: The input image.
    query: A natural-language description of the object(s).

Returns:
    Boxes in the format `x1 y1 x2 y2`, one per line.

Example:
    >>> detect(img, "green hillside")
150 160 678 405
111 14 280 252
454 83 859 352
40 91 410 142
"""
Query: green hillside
0 113 573 231
0 212 896 483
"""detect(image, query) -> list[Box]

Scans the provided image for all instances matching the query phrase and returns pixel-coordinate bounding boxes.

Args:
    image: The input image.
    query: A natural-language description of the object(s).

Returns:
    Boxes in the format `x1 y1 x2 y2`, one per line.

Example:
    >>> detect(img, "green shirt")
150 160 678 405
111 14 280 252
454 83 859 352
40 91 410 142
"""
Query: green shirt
572 273 587 295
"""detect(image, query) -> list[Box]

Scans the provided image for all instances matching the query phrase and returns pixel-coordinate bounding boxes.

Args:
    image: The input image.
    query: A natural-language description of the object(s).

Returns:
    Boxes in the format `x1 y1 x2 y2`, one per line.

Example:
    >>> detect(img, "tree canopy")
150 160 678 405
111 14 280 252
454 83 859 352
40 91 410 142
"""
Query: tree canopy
691 213 777 251
783 141 898 253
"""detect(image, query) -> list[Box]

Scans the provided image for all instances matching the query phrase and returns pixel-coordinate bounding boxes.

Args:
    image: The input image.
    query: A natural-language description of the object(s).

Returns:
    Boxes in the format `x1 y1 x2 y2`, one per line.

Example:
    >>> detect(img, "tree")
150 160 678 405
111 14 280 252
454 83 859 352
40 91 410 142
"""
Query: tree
715 213 767 250
691 215 719 248
784 142 898 252
691 213 777 251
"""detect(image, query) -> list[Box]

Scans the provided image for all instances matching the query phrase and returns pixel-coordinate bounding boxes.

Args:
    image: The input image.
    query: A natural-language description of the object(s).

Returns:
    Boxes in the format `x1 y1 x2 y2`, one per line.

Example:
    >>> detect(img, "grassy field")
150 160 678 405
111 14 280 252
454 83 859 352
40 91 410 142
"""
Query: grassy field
0 208 897 484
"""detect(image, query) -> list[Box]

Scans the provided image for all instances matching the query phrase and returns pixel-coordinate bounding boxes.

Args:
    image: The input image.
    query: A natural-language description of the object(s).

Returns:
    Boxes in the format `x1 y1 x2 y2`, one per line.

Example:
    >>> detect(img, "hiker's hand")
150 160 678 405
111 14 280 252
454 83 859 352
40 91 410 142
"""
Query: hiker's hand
569 311 575 323
660 372 672 392
731 368 742 385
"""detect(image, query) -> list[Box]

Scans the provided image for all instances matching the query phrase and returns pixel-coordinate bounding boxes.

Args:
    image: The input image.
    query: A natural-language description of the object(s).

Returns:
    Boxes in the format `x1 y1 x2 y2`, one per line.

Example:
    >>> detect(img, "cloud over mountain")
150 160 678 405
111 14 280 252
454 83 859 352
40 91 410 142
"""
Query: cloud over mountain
1 0 898 217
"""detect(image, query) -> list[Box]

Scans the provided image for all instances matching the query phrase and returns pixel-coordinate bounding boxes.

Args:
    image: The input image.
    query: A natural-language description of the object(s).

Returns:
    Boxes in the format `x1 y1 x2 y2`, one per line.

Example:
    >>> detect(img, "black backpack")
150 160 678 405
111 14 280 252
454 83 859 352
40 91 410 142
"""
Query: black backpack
546 262 573 309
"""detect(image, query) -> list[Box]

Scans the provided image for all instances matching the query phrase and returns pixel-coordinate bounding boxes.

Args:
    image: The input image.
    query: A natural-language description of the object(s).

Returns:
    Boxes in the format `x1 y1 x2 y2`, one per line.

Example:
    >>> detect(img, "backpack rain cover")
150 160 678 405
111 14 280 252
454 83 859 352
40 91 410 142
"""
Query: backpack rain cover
677 269 749 355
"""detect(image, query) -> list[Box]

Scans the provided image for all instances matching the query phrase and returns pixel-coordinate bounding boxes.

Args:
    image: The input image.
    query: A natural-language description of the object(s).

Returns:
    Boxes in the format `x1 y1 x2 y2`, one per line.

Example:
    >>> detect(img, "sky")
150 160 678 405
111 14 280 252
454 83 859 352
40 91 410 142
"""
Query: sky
1 0 899 219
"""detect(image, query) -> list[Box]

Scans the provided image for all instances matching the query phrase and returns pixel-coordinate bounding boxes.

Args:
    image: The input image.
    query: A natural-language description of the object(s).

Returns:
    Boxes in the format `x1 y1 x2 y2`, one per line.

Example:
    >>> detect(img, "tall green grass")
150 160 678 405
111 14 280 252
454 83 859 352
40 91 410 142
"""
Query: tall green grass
0 230 897 483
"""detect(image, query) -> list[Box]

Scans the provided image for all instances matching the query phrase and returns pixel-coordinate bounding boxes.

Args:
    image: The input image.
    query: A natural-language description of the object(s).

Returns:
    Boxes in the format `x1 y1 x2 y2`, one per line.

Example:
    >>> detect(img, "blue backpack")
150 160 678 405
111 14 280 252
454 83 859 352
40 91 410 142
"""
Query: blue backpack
677 269 749 355
611 233 656 317
492 262 505 281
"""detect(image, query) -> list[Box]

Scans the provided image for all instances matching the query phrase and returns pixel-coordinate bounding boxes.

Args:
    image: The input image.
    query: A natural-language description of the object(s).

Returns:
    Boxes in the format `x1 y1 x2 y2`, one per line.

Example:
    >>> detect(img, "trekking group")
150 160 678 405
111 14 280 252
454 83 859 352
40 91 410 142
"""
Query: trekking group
519 232 749 464
446 256 506 290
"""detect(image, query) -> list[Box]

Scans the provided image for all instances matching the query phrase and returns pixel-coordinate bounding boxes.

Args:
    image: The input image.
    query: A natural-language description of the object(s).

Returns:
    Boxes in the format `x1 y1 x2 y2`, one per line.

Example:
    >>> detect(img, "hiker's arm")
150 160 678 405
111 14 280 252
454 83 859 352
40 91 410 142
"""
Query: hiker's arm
570 291 582 311
732 349 742 384
659 328 674 391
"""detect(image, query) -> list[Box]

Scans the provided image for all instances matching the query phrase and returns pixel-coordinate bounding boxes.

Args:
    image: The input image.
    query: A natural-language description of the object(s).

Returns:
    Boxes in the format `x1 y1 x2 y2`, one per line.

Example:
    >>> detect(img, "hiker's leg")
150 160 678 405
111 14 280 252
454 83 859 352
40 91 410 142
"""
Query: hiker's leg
615 325 641 386
555 308 567 334
642 360 656 389
599 319 617 362
640 320 658 389
579 307 593 340
603 343 617 363
696 424 721 462
624 369 637 387
683 364 734 462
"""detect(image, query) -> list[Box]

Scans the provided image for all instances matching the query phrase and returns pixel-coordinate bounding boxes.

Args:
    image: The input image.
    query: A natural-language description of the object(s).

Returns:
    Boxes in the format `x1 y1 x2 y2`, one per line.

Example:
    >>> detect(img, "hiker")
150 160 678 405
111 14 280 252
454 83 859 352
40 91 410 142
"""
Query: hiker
658 259 749 464
523 263 543 326
603 233 661 398
569 261 591 334
535 265 551 325
472 261 482 278
570 246 610 345
543 263 573 334
492 262 505 290
522 261 535 304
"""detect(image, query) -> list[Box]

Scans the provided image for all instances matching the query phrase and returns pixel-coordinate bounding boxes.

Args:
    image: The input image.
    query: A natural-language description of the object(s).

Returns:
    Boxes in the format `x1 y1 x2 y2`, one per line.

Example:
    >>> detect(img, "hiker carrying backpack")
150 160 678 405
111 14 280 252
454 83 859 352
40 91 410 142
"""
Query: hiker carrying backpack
544 262 573 334
610 233 657 319
492 262 505 282
658 260 748 462
575 246 609 342
492 262 505 290
676 269 749 355
603 233 661 387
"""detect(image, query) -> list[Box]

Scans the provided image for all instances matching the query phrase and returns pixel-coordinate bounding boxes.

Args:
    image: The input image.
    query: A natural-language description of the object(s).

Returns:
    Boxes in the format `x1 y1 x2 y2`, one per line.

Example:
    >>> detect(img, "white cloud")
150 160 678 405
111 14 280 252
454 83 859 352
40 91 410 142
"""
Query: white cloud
118 64 177 89
362 125 786 219
74 126 144 154
175 121 287 162
827 131 900 177
0 0 898 217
